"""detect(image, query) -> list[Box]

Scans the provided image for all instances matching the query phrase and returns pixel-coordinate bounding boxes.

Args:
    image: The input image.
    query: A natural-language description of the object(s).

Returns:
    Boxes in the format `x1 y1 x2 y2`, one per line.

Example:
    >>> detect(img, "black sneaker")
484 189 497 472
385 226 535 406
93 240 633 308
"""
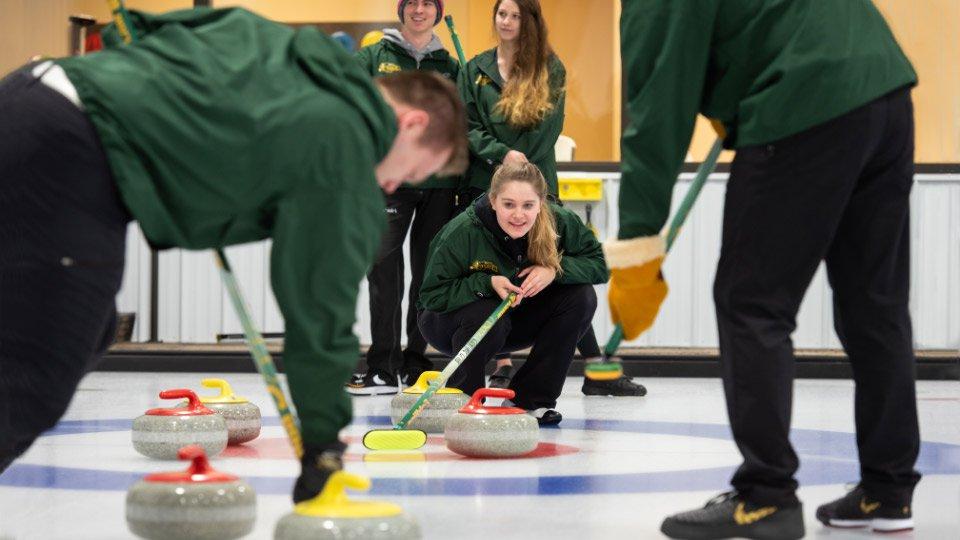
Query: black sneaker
292 441 346 503
345 371 399 395
488 365 513 389
528 407 562 426
400 350 434 386
582 375 647 396
661 491 805 540
816 484 913 533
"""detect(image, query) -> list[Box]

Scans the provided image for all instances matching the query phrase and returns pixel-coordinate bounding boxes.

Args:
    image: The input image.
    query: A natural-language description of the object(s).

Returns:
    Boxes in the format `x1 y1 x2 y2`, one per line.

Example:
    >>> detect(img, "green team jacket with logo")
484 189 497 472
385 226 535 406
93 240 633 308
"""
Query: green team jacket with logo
418 201 608 313
56 7 396 445
461 49 566 196
618 0 917 239
355 37 460 189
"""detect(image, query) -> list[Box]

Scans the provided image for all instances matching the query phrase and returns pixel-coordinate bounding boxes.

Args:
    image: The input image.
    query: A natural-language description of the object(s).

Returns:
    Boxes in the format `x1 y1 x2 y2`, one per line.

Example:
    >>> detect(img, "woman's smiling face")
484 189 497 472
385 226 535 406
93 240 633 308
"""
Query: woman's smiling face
491 180 541 239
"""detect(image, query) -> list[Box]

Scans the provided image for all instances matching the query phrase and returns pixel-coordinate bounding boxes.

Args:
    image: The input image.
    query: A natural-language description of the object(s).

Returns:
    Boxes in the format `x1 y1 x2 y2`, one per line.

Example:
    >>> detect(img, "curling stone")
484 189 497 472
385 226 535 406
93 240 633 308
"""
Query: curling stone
132 389 228 460
444 388 539 458
274 471 421 540
126 445 256 540
195 378 261 445
389 371 468 433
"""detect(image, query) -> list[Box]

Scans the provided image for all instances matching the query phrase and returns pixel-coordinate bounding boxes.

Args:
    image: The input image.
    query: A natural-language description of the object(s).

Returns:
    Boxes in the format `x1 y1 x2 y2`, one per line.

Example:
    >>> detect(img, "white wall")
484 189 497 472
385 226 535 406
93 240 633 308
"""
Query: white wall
115 172 960 350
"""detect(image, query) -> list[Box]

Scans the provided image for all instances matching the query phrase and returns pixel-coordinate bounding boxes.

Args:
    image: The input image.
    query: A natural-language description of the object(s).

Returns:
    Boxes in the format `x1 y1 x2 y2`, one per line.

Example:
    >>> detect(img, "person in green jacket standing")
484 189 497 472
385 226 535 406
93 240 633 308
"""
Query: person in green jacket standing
418 163 608 425
347 0 461 396
0 7 467 505
605 1 921 538
460 0 565 200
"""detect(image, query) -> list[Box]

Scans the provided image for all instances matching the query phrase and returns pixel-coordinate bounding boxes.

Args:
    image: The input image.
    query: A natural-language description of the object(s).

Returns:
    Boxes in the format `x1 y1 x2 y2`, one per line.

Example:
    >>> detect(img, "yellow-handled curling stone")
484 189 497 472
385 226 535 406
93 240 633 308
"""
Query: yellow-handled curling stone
126 445 256 540
132 389 228 460
389 371 468 434
444 388 539 458
195 378 261 445
274 471 421 540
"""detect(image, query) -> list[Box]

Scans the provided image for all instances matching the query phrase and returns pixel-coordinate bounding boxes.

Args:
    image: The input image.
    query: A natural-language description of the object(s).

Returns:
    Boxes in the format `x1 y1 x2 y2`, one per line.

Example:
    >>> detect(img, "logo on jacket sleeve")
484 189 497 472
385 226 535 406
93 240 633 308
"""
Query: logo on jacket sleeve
378 62 402 74
469 260 499 274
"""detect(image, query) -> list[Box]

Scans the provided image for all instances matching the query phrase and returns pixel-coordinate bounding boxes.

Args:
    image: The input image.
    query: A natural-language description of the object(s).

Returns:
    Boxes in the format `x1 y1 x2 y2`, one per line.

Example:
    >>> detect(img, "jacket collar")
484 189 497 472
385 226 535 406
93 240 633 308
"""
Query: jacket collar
474 48 504 88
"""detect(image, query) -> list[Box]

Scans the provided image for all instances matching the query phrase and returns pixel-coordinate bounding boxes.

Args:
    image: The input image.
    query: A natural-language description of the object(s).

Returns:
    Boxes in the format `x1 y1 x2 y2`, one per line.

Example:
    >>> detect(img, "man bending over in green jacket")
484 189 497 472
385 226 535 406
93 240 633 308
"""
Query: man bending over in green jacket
0 7 467 505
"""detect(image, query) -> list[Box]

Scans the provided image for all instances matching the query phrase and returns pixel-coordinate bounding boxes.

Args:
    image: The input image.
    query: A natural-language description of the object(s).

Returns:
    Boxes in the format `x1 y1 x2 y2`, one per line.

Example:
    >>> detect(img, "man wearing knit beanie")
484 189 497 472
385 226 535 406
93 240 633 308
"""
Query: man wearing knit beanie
349 0 460 395
397 0 444 27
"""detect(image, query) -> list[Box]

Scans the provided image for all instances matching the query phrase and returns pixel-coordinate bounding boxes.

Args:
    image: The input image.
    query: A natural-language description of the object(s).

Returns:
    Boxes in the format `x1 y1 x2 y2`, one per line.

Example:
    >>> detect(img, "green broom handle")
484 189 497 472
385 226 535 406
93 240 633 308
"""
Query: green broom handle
215 250 304 458
394 294 515 430
444 15 469 68
603 138 724 357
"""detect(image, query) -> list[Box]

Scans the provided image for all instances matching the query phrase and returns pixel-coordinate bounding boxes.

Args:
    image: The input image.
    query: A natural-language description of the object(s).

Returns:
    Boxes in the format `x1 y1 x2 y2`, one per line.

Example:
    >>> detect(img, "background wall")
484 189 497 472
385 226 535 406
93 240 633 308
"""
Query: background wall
2 0 955 162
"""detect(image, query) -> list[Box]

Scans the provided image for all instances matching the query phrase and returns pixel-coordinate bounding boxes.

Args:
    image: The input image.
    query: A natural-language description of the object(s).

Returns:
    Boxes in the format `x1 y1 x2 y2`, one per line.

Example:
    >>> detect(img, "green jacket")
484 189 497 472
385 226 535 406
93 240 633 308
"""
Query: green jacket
56 8 396 445
461 49 566 196
356 32 460 189
619 0 917 238
419 198 608 313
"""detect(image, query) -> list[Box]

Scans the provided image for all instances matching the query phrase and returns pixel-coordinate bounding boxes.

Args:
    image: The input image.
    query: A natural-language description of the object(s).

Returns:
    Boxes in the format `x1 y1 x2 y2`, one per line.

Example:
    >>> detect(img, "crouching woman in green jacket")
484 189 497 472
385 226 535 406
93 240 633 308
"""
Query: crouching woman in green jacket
418 163 607 425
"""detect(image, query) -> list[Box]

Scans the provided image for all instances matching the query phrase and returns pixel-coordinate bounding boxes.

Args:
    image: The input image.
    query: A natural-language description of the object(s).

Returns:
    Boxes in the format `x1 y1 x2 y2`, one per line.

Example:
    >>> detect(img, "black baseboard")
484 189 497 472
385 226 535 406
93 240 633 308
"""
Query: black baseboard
98 347 959 380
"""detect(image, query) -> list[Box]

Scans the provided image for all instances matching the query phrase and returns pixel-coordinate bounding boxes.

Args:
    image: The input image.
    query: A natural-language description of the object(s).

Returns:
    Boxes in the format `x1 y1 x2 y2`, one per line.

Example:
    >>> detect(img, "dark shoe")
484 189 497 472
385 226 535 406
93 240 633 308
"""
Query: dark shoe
582 375 647 396
292 441 346 503
400 350 434 386
345 371 399 396
816 484 913 533
528 407 562 426
488 365 513 389
661 491 805 539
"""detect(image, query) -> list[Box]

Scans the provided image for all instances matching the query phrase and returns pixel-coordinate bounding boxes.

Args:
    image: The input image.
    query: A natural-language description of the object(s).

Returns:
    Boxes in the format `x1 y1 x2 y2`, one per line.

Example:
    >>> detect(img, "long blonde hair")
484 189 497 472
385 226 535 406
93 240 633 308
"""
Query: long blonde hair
489 163 561 274
492 0 557 129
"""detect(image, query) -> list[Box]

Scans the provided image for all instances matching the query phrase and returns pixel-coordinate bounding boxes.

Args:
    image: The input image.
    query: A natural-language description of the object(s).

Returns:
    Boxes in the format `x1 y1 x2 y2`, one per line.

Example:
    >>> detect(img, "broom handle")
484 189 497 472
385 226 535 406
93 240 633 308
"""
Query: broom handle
394 294 515 430
215 250 304 458
603 138 724 357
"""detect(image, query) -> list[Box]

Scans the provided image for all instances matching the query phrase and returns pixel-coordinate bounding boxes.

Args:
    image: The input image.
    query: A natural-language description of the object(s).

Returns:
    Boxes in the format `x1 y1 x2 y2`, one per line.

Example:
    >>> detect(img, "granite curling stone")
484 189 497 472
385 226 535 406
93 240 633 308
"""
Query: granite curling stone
133 388 228 460
274 471 421 540
195 378 261 445
126 445 256 540
389 371 468 433
444 388 539 458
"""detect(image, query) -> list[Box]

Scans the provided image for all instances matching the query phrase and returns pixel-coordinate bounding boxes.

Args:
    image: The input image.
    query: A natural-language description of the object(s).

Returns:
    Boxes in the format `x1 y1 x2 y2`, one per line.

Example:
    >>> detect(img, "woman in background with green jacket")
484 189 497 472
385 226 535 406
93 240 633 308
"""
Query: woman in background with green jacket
460 0 565 201
418 163 607 425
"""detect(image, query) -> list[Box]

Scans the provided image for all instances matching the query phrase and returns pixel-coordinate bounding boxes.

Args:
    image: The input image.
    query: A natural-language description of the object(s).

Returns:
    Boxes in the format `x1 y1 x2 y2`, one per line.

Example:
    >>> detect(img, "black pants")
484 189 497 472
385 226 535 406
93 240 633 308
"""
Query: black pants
419 284 596 409
716 87 921 506
0 66 130 472
366 187 455 379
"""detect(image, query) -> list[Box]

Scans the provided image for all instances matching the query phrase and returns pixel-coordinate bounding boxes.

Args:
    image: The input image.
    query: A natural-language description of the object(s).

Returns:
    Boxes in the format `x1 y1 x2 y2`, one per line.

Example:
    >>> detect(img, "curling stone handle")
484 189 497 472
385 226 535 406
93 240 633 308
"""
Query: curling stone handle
467 387 515 408
178 445 214 475
306 471 371 508
412 371 439 391
159 388 203 411
201 378 234 399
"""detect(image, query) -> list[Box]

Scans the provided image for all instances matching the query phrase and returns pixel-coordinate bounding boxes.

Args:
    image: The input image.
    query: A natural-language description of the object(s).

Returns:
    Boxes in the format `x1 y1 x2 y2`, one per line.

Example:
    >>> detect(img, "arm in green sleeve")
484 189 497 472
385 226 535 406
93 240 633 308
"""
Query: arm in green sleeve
618 0 717 239
354 45 377 77
419 236 496 313
517 62 567 164
269 187 384 445
556 210 609 285
461 67 511 165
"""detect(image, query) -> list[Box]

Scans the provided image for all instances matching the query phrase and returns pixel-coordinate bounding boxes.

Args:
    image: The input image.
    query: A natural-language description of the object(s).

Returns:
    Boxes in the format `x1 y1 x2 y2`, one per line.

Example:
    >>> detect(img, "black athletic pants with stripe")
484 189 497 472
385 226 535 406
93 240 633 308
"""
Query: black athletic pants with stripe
418 283 596 410
0 66 130 472
365 187 456 382
718 86 921 507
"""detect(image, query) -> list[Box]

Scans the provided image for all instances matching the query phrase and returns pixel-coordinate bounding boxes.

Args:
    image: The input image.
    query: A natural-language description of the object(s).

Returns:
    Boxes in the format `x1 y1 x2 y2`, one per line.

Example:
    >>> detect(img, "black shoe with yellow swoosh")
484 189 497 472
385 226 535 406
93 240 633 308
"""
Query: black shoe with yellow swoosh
815 484 913 533
660 491 804 539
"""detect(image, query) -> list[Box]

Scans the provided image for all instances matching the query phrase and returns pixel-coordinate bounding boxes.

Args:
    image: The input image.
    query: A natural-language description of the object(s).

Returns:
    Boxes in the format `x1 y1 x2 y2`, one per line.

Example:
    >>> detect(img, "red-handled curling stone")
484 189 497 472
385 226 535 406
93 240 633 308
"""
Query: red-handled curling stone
443 388 539 458
132 389 228 460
